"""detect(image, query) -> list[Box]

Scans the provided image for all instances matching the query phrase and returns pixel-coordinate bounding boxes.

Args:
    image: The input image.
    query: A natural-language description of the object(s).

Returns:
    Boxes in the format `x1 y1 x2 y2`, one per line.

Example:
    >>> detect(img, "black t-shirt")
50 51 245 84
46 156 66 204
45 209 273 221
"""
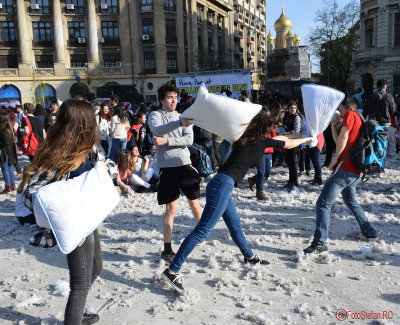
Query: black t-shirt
21 116 45 143
219 138 285 186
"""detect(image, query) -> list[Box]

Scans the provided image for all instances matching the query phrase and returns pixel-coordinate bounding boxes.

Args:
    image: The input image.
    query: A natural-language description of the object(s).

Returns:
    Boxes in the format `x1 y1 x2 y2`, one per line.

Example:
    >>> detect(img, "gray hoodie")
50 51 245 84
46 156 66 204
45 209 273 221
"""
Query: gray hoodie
148 109 193 168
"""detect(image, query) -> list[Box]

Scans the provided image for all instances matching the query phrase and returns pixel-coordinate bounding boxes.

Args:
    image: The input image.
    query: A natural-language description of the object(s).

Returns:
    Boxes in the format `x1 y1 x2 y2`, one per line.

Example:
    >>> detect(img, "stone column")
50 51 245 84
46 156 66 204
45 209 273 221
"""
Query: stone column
200 7 208 58
87 0 99 66
176 0 185 72
189 0 198 71
16 0 32 76
154 0 166 73
212 14 218 65
53 0 66 75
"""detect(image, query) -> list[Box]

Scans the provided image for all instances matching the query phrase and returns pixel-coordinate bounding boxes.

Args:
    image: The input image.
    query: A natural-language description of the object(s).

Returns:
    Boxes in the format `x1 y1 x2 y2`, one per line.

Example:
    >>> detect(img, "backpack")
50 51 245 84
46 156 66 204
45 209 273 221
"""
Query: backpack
20 117 40 156
340 114 388 183
188 144 213 177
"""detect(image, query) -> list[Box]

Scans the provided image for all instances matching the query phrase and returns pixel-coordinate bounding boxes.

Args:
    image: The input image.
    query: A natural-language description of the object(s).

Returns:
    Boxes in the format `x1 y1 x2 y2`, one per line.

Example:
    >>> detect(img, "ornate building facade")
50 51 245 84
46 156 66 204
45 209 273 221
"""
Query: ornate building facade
0 0 266 105
352 0 400 95
266 9 311 82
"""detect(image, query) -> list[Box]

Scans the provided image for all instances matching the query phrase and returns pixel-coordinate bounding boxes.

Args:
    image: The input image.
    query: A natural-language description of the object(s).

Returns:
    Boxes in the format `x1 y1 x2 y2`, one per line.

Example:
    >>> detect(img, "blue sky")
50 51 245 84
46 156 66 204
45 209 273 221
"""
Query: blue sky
267 0 354 72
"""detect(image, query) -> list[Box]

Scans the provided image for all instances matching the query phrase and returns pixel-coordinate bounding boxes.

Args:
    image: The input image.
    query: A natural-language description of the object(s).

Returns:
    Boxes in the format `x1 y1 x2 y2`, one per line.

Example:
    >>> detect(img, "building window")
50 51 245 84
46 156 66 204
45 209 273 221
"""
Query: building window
0 55 18 68
0 0 15 14
30 0 50 14
100 0 118 14
141 0 152 11
364 18 374 49
103 53 121 67
35 55 53 68
0 22 16 46
70 54 87 67
33 22 52 46
101 21 119 44
142 19 154 42
68 21 86 45
167 51 177 73
66 0 85 14
165 19 176 44
144 52 155 73
394 13 400 46
164 0 175 12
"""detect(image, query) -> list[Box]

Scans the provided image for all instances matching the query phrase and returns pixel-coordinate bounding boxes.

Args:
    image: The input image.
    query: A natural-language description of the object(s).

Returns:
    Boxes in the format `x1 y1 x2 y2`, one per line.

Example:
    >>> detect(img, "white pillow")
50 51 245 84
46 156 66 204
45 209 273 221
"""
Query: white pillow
180 84 262 143
33 161 120 254
301 84 345 146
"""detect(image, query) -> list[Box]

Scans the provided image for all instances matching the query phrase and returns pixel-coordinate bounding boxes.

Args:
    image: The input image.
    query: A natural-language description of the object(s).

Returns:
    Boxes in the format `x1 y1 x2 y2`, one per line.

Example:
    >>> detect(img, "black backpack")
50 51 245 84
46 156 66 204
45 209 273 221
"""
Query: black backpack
188 144 213 177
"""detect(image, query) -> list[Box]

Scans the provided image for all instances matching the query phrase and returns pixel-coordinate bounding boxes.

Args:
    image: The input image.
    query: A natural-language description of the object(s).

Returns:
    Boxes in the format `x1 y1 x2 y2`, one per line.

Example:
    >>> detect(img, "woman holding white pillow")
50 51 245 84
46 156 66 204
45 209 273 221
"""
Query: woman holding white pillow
162 107 313 293
18 99 103 325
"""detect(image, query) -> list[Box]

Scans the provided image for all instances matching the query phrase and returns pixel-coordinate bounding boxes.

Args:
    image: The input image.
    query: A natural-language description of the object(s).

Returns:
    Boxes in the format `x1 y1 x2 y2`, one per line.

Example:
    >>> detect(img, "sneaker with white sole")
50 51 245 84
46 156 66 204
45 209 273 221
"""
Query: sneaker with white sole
303 244 328 255
161 251 176 264
243 254 270 265
162 268 184 293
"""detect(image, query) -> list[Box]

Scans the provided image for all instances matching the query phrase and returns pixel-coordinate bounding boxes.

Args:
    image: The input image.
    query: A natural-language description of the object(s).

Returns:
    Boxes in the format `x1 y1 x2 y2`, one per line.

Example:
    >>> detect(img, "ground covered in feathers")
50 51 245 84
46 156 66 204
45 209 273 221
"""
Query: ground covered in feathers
0 154 399 324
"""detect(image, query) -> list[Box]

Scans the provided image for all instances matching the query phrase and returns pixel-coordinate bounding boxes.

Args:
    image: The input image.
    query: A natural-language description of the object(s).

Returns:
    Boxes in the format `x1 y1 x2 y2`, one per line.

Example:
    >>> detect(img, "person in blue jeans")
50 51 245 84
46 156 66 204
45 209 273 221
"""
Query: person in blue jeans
0 112 17 194
304 98 377 255
162 108 313 292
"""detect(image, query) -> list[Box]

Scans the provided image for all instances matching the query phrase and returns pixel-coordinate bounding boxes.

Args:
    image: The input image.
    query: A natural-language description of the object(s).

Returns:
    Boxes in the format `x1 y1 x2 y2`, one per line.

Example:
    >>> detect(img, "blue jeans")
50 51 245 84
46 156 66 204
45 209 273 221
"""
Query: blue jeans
100 135 110 158
65 230 102 325
109 137 127 162
169 173 254 273
305 147 322 183
251 153 272 192
1 154 15 186
312 169 376 245
381 125 390 171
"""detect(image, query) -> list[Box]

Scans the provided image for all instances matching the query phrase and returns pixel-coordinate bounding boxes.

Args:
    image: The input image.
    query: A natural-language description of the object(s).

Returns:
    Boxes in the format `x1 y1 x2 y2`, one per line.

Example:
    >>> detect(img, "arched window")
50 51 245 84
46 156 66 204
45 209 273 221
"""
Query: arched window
0 84 21 107
35 83 56 108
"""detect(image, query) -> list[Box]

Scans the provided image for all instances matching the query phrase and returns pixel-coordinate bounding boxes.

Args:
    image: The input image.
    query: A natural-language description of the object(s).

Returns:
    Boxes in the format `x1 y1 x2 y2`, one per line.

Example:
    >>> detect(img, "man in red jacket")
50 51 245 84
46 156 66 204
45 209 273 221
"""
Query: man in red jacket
304 98 377 254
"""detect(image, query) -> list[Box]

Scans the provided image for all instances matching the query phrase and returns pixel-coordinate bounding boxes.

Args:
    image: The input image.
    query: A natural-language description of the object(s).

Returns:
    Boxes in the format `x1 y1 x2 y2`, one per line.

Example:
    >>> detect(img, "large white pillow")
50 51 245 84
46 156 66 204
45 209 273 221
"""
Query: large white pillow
33 161 120 254
301 84 345 146
180 84 262 143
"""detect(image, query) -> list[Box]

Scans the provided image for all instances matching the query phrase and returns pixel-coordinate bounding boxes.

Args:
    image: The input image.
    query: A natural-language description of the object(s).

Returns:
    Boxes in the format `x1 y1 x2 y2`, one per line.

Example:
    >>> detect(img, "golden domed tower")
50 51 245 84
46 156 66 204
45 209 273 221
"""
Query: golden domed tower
267 31 275 52
274 9 292 49
286 31 294 48
293 32 301 47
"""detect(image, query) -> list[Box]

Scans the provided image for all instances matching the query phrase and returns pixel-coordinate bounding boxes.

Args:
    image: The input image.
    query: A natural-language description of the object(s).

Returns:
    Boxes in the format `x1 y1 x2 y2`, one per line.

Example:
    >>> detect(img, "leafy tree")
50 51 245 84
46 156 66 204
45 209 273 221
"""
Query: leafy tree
308 0 359 91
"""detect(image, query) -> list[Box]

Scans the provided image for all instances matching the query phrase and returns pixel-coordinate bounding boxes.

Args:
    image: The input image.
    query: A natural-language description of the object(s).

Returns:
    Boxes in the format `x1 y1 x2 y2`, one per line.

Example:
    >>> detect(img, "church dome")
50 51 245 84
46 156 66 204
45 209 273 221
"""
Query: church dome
285 31 294 40
267 31 275 43
293 32 301 43
274 9 292 31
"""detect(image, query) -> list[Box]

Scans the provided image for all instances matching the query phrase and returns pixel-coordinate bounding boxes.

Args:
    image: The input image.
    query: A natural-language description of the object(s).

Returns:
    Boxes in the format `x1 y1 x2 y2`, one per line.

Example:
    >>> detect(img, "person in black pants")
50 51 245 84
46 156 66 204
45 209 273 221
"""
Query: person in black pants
18 99 103 325
323 123 336 167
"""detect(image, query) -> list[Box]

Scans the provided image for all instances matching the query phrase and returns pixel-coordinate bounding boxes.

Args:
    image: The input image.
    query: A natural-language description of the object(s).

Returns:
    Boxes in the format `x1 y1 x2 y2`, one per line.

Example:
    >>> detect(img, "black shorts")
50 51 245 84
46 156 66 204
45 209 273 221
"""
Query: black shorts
157 165 200 205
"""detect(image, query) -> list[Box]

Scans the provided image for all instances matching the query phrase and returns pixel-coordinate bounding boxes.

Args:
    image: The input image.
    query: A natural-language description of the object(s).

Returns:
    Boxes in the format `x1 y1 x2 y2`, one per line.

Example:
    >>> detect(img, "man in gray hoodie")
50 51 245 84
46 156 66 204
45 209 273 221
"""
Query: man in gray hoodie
148 83 202 263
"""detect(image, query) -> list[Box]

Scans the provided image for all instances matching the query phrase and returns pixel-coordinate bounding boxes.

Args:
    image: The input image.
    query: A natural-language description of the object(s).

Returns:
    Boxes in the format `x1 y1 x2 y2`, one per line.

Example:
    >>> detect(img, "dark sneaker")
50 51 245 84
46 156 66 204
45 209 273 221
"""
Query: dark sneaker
161 251 176 263
305 170 311 176
362 231 377 239
309 179 322 185
248 177 256 192
162 268 184 293
298 171 303 176
303 244 328 255
256 191 267 200
244 254 270 265
82 313 100 325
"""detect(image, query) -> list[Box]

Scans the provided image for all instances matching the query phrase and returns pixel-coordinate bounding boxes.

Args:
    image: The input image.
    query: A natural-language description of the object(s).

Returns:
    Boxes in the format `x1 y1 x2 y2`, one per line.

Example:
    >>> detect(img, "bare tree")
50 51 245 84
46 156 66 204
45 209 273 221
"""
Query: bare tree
308 0 359 91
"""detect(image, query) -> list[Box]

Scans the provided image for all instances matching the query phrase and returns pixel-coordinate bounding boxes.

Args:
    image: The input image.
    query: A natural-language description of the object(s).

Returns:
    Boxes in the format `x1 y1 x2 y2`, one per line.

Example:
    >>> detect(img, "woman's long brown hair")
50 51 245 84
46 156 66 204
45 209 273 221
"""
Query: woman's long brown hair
17 99 98 193
0 112 15 143
233 106 274 148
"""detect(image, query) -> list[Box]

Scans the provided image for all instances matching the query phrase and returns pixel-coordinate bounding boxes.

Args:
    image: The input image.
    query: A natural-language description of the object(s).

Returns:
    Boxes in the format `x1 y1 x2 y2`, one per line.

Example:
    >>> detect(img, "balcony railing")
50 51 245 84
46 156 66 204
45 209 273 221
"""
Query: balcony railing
0 68 18 76
66 67 88 75
33 68 54 76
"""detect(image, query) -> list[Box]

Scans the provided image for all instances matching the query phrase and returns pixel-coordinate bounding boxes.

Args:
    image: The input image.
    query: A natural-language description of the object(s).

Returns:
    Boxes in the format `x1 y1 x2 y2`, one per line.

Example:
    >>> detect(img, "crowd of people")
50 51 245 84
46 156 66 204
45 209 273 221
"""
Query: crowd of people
0 79 397 324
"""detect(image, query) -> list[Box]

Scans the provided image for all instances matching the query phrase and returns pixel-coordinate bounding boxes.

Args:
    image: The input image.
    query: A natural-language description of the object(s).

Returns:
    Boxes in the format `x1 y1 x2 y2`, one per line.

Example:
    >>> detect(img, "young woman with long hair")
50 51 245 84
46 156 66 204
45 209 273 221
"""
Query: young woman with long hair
162 108 313 292
109 104 130 161
282 101 303 189
18 99 103 325
0 111 17 193
97 102 112 156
